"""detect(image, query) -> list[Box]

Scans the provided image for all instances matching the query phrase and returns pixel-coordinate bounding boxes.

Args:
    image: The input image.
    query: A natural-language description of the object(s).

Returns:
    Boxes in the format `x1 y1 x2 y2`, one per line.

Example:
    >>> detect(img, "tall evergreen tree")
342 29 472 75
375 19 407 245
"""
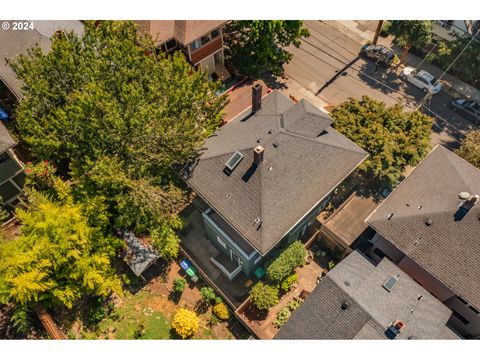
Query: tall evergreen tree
0 185 122 310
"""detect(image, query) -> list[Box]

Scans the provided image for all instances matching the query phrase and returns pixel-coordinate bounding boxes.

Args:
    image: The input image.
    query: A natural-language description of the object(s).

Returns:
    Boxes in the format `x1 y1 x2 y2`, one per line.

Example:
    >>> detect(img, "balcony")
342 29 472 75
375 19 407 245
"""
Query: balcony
190 37 222 65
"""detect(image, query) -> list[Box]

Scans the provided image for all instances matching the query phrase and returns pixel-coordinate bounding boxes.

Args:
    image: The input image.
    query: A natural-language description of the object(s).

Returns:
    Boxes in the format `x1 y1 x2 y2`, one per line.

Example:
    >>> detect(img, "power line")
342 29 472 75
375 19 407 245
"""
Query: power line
416 28 480 111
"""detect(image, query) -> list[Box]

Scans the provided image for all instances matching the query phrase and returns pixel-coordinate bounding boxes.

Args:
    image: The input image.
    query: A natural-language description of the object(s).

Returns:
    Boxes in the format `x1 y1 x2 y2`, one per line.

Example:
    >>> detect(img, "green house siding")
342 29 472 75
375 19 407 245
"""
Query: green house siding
0 152 22 184
0 150 24 204
202 210 259 278
201 192 333 280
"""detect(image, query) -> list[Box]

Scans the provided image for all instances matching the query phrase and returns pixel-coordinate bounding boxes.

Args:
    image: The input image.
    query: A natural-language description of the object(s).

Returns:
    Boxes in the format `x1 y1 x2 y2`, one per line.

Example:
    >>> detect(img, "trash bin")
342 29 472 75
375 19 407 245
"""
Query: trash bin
180 259 192 271
254 267 266 279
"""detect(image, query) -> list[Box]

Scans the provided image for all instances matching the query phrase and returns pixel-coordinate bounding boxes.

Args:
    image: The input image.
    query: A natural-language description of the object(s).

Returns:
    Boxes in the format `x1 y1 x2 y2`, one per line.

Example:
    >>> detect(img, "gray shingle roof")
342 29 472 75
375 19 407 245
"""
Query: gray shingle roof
121 231 159 277
275 251 459 339
276 277 374 339
182 91 367 255
367 145 480 309
0 122 16 153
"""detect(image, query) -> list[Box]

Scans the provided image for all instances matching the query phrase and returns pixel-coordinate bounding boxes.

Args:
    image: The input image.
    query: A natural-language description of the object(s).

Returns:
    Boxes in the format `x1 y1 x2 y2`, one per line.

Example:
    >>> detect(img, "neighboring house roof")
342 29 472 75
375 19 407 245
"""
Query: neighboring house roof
367 145 480 309
181 90 368 255
465 20 480 37
120 230 159 277
136 20 226 46
0 21 84 98
276 251 459 340
0 122 16 153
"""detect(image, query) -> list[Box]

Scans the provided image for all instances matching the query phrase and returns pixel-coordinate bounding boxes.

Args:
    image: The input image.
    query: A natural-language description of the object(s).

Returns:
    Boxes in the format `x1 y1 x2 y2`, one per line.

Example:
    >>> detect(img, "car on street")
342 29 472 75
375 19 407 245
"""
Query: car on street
359 44 394 67
450 98 480 124
400 67 442 94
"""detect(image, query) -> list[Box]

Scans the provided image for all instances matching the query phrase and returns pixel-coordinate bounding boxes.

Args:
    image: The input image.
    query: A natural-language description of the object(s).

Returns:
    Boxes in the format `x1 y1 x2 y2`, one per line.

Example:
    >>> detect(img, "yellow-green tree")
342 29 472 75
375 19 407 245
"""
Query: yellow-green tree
0 186 122 310
171 308 199 339
456 130 480 169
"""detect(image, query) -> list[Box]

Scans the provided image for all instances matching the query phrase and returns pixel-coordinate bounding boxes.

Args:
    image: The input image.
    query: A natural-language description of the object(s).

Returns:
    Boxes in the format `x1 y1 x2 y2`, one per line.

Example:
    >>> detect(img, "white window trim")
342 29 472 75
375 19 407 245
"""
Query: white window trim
216 235 227 249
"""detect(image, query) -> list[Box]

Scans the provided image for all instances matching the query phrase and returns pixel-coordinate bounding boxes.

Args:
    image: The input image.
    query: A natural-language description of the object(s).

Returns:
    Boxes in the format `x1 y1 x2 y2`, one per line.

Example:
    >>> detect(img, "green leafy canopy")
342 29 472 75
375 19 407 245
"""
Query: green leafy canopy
11 21 228 238
224 20 309 77
331 96 432 186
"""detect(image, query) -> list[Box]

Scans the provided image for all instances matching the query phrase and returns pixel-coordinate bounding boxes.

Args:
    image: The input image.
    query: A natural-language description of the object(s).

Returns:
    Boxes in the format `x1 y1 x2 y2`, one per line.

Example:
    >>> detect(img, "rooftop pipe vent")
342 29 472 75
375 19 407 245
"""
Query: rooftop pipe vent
341 301 349 310
459 192 471 200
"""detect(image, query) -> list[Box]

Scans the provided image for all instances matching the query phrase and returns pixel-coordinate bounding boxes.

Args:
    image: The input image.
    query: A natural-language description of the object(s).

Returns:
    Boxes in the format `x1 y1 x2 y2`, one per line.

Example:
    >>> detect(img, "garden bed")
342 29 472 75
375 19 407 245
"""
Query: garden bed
235 259 324 339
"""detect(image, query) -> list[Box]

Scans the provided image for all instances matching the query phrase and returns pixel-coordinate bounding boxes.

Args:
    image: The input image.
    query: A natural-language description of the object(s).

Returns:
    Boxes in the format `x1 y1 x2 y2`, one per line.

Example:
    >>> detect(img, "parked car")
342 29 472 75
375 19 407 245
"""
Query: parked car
450 98 480 124
359 44 394 67
400 67 442 94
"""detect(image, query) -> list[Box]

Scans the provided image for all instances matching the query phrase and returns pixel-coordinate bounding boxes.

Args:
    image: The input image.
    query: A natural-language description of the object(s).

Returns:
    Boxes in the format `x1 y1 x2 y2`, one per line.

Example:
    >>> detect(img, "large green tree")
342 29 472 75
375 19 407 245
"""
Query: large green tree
456 130 480 169
0 185 122 311
10 21 228 238
331 96 432 186
224 20 310 77
430 35 480 87
389 20 432 64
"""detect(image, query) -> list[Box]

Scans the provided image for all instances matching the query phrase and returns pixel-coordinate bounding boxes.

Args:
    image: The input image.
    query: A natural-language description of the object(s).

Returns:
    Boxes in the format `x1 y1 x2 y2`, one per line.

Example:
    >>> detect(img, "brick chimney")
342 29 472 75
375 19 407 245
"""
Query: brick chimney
253 145 264 165
252 84 262 113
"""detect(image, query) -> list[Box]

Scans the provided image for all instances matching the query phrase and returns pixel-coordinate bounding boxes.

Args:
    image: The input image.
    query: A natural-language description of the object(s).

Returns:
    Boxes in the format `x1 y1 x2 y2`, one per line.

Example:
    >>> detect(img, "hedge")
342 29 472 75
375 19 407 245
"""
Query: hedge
266 241 306 283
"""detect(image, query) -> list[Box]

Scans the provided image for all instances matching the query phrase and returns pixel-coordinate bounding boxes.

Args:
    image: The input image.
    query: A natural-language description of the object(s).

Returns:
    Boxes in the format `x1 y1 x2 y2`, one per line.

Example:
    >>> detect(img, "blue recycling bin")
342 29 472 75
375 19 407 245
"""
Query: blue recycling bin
180 259 192 272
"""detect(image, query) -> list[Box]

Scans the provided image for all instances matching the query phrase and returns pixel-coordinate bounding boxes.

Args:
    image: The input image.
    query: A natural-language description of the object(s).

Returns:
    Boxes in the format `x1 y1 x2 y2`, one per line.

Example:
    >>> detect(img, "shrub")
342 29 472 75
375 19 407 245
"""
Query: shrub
249 282 279 310
24 161 56 191
288 299 302 311
200 287 221 305
173 278 186 293
171 308 199 339
212 302 230 321
328 261 335 270
266 241 306 283
272 307 291 328
280 273 298 292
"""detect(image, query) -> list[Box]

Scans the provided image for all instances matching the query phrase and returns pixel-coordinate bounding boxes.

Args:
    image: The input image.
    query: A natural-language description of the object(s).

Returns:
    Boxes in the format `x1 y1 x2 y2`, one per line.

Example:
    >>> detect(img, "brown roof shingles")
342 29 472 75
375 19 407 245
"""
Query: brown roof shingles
136 20 226 45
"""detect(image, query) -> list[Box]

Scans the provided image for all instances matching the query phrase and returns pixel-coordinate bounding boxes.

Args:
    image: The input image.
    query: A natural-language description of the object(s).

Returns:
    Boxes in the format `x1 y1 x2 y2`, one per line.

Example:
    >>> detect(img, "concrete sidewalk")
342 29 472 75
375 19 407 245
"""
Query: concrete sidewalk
331 21 480 103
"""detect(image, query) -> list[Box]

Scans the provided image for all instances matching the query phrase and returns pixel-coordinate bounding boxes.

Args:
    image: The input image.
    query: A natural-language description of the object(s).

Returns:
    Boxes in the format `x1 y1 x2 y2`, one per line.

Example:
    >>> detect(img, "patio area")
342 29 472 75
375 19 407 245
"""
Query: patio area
177 203 250 309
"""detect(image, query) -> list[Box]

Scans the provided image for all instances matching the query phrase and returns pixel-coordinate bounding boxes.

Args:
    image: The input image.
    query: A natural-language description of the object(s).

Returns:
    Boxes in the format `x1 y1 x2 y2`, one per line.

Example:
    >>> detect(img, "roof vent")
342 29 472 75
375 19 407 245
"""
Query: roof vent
459 192 471 200
273 142 279 148
224 151 244 175
341 301 349 310
425 218 433 226
252 217 262 230
383 275 399 292
387 213 394 220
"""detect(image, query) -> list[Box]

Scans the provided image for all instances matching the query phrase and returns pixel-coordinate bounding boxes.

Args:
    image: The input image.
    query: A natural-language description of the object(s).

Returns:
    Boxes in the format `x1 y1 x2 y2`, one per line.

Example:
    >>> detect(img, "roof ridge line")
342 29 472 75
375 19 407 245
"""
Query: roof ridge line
282 127 367 155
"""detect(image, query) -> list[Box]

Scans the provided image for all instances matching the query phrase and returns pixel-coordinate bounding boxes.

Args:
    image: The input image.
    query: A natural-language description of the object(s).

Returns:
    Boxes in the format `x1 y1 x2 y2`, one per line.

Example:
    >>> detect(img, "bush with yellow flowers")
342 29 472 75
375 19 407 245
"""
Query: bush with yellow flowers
171 308 199 339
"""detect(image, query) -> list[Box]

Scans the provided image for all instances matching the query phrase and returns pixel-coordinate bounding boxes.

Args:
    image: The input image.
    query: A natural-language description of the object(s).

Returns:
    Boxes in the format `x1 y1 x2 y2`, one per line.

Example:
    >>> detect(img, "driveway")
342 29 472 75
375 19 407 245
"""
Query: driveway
279 20 479 149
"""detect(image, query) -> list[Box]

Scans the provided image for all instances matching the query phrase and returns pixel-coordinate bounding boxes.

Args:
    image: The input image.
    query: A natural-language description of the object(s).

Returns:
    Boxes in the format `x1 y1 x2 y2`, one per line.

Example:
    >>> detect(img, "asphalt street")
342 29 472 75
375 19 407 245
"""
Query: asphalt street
283 20 479 149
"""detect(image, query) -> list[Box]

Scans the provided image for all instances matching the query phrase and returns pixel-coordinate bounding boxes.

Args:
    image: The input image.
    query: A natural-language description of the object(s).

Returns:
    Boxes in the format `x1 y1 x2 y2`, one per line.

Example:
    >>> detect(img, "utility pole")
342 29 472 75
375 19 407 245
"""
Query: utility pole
373 20 384 45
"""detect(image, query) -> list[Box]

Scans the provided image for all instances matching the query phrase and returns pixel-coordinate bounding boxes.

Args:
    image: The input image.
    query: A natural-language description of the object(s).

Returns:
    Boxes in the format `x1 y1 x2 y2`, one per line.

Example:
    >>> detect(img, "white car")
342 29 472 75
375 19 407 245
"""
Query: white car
400 67 442 94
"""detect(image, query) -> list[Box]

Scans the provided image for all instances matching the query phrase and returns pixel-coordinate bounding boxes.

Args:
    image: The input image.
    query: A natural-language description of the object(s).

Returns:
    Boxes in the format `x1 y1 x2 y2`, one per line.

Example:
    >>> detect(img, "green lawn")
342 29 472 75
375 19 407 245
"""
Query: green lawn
77 291 217 340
